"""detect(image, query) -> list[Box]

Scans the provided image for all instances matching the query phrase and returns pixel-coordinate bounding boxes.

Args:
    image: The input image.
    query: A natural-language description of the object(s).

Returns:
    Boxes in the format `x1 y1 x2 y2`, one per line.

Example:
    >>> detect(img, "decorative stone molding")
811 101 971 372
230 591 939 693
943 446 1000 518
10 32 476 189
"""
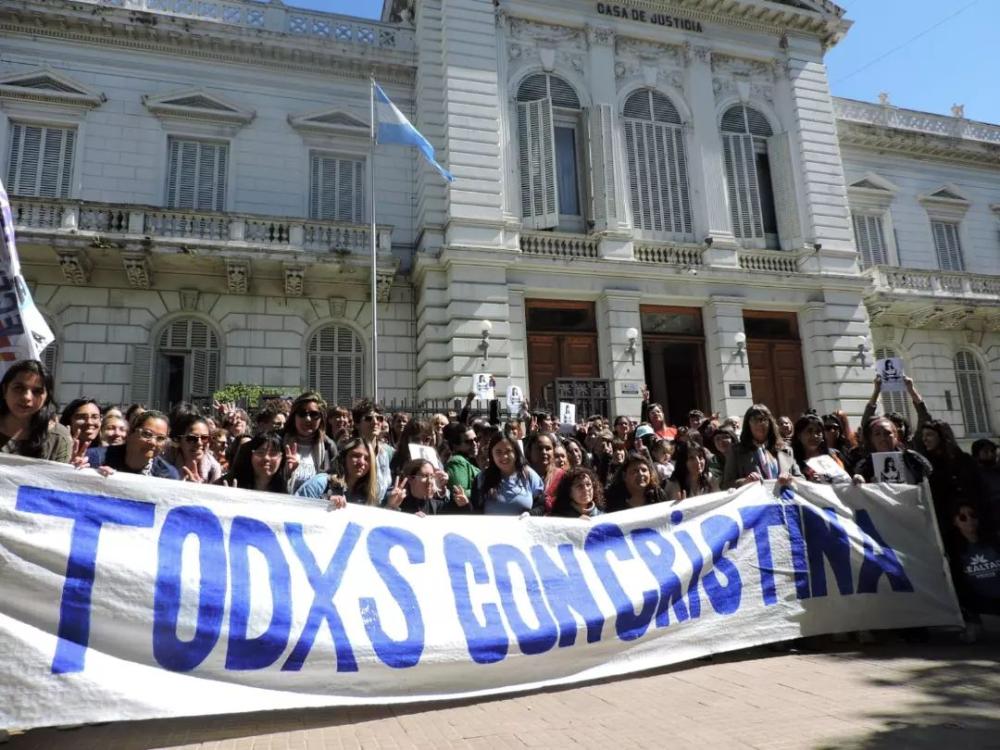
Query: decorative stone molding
55 249 91 285
287 108 369 137
614 38 685 86
711 53 775 78
284 264 306 297
121 252 152 290
0 67 106 109
142 88 256 126
329 296 347 318
180 289 199 311
938 308 974 330
585 25 614 48
374 268 394 303
508 18 585 49
225 259 251 295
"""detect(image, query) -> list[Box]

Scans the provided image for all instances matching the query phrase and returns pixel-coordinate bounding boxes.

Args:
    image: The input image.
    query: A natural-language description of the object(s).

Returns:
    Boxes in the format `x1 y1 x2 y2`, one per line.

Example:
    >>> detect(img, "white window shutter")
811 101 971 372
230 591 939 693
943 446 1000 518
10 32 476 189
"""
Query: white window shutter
517 97 559 230
130 344 153 405
766 132 802 251
722 133 764 240
7 123 75 198
955 352 990 436
308 325 363 407
191 348 209 398
167 138 227 210
932 221 964 272
310 155 365 223
853 214 887 267
585 105 617 231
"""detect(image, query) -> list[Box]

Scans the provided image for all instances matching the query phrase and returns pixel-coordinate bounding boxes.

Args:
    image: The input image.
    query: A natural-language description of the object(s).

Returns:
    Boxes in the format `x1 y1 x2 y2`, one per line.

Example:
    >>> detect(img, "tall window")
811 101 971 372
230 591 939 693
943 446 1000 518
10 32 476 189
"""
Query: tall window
623 89 692 238
954 351 991 437
155 318 221 407
516 73 583 231
931 220 964 271
874 347 909 419
720 105 777 248
853 214 889 268
307 325 364 407
309 153 364 222
6 123 75 198
166 137 227 211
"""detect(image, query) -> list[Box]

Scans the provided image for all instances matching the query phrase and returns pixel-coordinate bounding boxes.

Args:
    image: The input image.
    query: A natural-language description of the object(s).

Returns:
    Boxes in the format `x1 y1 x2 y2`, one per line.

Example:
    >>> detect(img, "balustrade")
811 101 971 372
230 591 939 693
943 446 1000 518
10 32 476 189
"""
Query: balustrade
634 242 704 267
520 232 599 259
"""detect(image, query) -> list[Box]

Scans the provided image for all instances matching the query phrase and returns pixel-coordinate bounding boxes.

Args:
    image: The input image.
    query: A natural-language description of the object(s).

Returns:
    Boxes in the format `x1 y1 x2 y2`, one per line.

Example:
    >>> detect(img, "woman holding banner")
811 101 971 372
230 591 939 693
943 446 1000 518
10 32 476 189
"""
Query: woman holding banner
295 436 379 507
224 431 296 493
384 458 470 515
0 359 71 462
722 404 801 490
551 467 604 518
472 433 545 515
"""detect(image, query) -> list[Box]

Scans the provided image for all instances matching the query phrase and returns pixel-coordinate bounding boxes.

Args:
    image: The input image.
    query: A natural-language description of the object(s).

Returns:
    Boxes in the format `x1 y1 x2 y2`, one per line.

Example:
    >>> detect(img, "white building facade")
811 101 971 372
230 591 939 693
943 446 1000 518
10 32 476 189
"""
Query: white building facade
2 0 998 439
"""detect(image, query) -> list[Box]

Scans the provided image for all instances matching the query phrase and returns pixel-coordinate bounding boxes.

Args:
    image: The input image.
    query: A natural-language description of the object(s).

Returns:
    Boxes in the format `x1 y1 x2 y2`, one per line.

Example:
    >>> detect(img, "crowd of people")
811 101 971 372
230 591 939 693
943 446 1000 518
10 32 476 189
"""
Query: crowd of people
1 357 999 638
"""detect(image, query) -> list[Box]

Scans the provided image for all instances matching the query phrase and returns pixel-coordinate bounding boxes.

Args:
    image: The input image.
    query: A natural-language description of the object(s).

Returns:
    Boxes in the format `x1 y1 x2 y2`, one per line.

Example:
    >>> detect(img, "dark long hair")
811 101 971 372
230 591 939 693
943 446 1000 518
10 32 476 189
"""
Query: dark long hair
917 418 962 462
283 391 328 442
669 441 713 494
390 419 433 474
0 359 57 458
479 433 531 498
59 398 100 428
227 431 286 492
792 413 829 465
739 403 782 451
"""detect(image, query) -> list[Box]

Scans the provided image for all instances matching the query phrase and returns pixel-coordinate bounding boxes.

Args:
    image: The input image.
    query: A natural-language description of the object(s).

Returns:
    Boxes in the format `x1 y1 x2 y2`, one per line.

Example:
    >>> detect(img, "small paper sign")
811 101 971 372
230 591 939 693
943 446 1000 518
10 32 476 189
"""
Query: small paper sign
559 402 576 432
473 373 495 400
876 357 905 393
408 443 442 469
506 384 524 412
872 451 914 484
806 455 851 484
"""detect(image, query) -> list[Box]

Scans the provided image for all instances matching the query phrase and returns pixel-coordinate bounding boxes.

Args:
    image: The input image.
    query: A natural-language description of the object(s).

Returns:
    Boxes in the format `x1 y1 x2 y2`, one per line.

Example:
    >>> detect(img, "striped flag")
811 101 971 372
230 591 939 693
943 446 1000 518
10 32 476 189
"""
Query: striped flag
374 82 454 182
0 179 53 373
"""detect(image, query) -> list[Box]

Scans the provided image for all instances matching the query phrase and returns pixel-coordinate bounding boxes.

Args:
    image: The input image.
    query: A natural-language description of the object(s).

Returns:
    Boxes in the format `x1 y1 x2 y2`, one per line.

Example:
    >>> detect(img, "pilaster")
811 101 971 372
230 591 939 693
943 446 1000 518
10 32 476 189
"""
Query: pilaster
704 296 752 418
596 290 643 418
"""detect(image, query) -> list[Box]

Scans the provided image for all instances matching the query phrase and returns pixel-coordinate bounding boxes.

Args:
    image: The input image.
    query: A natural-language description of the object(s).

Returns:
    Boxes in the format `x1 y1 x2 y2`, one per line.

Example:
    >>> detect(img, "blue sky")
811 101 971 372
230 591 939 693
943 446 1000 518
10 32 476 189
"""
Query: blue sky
289 0 1000 125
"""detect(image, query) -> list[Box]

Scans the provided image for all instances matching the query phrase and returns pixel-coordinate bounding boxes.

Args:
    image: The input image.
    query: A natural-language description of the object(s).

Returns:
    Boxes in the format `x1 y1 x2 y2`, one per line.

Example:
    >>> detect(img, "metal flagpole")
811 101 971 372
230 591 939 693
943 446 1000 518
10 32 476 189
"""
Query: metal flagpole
369 75 379 401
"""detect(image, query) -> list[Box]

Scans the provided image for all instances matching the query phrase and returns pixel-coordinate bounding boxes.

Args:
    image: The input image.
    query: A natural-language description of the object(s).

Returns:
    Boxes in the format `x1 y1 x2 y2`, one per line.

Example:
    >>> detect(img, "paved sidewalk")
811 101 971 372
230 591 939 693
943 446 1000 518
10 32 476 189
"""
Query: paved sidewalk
7 640 1000 750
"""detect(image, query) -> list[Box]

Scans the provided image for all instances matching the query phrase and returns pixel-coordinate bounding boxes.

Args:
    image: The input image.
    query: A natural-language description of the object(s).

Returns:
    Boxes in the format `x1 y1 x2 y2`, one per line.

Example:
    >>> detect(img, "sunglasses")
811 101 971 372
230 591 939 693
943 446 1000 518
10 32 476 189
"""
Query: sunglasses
297 410 323 420
136 428 169 445
183 434 211 445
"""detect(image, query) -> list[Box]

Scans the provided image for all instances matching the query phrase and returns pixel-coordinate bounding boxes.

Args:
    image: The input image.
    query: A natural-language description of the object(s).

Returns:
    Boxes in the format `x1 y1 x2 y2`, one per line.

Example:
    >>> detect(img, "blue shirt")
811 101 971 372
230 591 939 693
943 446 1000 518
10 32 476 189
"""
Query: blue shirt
476 467 543 516
86 444 180 480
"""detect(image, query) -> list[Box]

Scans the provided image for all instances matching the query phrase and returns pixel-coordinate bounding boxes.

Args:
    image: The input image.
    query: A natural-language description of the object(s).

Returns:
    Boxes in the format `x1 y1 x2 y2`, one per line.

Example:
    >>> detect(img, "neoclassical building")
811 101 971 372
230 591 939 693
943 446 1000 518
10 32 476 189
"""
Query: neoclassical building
2 0 998 439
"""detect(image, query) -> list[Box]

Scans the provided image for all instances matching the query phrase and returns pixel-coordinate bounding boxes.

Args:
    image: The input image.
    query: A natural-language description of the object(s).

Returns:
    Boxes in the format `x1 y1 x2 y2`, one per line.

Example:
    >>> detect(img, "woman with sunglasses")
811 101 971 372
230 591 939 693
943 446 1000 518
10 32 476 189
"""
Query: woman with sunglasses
172 414 223 483
282 391 338 493
0 359 71 462
87 410 180 478
296 436 380 506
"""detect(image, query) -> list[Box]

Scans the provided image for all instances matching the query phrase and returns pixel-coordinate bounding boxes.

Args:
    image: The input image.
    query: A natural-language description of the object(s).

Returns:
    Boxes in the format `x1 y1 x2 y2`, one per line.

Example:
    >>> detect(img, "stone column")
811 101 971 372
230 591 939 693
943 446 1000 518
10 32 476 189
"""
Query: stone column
596 290 643 418
703 296 752 418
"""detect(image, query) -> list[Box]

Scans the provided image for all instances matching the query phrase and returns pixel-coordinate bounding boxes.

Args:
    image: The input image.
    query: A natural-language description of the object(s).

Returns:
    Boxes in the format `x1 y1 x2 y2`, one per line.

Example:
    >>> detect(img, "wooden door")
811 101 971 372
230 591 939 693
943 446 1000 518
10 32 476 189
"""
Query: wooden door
747 340 808 420
527 333 598 406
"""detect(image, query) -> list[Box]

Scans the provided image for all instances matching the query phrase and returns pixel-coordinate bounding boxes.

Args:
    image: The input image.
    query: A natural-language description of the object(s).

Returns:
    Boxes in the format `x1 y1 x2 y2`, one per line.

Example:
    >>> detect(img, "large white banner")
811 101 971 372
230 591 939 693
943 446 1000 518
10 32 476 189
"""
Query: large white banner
0 456 961 730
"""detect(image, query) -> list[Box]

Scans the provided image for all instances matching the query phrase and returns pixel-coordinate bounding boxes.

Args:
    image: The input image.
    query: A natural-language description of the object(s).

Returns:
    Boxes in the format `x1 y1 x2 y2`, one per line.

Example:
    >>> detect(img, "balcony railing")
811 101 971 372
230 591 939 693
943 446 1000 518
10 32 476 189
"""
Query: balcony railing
73 0 415 53
634 241 704 267
11 198 391 255
519 231 599 259
867 265 1000 299
738 248 802 274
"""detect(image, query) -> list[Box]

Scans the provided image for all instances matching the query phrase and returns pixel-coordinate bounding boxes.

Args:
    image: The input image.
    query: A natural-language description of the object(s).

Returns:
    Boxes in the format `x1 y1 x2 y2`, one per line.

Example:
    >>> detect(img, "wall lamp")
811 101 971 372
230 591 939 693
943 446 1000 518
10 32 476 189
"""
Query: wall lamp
734 331 747 366
856 335 870 367
625 327 639 365
478 319 492 363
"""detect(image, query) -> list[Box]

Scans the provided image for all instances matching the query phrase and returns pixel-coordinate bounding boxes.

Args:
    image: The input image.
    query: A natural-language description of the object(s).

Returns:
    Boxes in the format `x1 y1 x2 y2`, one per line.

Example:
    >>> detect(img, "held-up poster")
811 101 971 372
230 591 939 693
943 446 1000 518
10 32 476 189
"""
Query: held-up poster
876 357 906 393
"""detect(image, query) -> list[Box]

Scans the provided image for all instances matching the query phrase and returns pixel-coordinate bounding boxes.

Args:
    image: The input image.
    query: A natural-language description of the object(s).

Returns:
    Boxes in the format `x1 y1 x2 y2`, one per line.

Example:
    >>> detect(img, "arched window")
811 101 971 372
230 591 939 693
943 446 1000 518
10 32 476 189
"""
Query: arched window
623 89 692 238
154 318 221 408
874 347 910 420
954 351 991 436
720 105 779 248
516 73 584 231
307 324 364 407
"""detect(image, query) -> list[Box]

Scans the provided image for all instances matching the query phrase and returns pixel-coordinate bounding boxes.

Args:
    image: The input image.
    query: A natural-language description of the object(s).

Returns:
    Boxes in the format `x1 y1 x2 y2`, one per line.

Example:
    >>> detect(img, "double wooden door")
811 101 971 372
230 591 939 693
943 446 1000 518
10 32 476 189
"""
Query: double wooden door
526 334 598 407
747 340 808 420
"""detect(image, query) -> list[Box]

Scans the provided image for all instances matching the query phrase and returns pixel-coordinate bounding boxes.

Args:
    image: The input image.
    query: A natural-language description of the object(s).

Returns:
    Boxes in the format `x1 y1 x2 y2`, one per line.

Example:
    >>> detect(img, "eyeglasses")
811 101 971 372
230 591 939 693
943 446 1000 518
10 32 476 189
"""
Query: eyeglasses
183 434 211 445
298 410 322 420
410 473 435 482
252 448 281 458
136 428 169 445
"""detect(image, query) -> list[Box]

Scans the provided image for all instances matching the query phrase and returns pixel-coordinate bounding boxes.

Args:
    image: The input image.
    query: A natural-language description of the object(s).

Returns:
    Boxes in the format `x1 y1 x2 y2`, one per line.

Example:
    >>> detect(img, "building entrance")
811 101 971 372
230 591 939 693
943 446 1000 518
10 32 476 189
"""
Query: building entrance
525 301 599 407
743 311 808 420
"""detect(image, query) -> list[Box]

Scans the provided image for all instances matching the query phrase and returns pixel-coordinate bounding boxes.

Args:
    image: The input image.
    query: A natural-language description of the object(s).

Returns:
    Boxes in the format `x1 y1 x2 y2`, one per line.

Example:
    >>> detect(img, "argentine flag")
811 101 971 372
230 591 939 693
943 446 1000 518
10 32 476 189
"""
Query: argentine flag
374 82 454 182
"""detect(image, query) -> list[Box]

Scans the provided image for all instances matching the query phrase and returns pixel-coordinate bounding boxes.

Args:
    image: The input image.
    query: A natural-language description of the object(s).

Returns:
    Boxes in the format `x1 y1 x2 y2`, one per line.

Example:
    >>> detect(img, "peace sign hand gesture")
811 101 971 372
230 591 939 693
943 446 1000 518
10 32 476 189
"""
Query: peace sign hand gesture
452 484 470 507
181 464 203 483
70 438 89 468
386 476 408 509
284 441 299 475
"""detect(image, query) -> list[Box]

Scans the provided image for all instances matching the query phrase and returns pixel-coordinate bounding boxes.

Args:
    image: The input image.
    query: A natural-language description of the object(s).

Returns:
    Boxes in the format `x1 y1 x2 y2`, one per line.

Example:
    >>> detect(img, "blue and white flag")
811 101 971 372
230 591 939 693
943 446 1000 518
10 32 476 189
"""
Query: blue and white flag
374 82 454 182
0 179 53 373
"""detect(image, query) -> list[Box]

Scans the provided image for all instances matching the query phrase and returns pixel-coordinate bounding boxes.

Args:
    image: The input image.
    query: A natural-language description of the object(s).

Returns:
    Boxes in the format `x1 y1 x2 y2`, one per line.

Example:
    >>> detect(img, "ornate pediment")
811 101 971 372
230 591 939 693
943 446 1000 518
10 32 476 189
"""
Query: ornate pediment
288 108 369 137
849 172 898 193
142 88 255 125
0 68 105 108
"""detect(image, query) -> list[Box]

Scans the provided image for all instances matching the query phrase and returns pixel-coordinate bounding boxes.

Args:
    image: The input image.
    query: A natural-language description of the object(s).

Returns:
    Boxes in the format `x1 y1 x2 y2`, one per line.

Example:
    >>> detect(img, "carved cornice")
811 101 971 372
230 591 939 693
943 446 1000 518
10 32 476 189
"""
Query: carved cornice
225 258 251 295
284 264 305 297
121 251 152 289
0 1 416 84
837 121 1000 167
55 248 91 285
